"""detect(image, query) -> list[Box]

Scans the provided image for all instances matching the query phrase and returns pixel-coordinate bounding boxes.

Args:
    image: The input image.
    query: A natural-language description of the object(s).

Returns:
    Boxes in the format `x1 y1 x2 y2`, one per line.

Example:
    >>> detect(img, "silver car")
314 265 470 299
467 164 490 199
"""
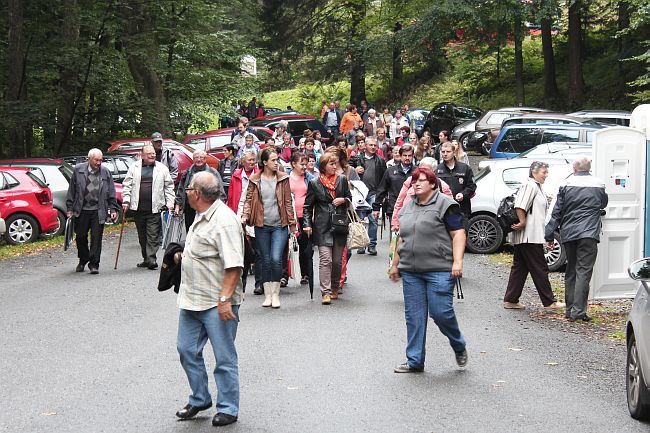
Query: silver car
626 258 650 420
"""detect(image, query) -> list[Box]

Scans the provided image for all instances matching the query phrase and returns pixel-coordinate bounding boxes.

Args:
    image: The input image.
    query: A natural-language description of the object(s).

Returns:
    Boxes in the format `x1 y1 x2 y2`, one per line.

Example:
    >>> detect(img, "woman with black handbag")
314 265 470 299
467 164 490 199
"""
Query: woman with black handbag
303 151 352 305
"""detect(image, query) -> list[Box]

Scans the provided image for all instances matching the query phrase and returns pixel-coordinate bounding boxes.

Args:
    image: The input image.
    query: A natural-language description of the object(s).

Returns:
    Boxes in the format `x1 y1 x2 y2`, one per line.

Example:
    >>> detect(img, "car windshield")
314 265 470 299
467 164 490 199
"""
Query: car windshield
59 161 73 181
474 165 491 182
409 110 429 121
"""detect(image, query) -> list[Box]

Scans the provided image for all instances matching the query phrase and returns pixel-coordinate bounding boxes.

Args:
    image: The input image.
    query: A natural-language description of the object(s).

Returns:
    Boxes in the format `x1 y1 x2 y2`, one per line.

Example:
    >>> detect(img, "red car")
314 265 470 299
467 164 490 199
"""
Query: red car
0 166 58 244
182 126 274 159
106 138 220 185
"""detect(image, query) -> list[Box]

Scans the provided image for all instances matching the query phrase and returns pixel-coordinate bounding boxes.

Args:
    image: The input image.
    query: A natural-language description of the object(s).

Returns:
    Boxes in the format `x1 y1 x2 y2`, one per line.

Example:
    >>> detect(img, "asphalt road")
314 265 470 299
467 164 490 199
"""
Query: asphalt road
1 227 648 433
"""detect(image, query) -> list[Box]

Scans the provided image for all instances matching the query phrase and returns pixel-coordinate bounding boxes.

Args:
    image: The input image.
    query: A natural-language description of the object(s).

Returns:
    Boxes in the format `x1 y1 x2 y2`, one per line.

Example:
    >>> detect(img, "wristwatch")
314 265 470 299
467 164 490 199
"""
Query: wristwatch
219 296 231 303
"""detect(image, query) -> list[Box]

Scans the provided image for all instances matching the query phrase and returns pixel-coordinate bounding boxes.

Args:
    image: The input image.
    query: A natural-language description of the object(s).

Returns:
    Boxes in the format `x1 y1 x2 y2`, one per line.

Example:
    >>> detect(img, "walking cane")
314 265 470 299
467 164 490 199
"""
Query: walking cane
114 215 126 270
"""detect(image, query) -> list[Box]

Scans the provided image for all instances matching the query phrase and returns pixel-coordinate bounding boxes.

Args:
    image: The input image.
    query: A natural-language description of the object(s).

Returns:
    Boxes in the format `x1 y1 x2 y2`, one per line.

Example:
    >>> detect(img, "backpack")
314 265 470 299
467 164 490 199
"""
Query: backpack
496 185 536 234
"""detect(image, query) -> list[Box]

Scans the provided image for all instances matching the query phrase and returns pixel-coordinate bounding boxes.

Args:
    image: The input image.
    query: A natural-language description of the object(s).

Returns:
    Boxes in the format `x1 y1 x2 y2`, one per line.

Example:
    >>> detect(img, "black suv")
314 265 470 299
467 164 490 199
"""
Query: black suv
423 103 482 140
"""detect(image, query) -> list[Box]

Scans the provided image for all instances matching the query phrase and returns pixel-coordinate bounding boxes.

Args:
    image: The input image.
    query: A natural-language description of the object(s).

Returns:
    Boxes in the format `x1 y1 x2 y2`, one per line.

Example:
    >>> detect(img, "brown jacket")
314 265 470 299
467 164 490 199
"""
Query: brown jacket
242 171 296 232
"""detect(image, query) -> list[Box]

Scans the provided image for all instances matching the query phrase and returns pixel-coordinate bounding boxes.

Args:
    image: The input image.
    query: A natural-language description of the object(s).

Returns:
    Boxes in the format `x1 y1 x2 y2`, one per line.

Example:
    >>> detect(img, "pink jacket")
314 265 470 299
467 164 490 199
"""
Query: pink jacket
391 177 453 231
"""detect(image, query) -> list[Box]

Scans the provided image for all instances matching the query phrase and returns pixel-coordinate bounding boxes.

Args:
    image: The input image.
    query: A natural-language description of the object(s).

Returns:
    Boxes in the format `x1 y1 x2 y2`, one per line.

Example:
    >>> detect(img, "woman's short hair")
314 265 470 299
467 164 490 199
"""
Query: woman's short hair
400 125 411 134
529 161 550 178
318 151 339 172
418 157 437 169
291 151 307 165
277 120 289 130
410 167 438 186
258 147 277 169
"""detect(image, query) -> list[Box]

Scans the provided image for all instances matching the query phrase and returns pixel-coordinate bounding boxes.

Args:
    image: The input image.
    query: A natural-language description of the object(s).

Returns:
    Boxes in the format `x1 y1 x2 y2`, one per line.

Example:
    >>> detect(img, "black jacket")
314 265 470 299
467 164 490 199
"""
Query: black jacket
303 175 352 247
373 163 414 214
158 242 184 293
436 160 476 216
175 165 224 207
349 153 387 196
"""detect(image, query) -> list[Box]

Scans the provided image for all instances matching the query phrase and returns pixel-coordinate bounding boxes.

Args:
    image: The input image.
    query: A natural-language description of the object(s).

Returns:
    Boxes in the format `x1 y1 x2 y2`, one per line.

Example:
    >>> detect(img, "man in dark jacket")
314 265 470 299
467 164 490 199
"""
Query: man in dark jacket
545 157 608 322
436 141 476 224
151 132 179 183
248 97 257 119
373 144 414 226
350 137 387 255
322 102 341 140
175 150 225 232
66 148 119 274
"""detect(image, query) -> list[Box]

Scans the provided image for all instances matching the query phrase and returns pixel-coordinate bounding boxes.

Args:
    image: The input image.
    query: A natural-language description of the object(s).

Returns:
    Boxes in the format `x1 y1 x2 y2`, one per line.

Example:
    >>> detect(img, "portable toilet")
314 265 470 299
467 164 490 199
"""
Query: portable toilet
590 104 648 299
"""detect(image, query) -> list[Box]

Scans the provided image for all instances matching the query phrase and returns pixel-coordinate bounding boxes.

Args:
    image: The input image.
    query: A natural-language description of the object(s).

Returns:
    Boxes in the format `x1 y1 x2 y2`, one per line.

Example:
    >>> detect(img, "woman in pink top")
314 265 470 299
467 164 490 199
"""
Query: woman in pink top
289 152 315 285
391 157 453 231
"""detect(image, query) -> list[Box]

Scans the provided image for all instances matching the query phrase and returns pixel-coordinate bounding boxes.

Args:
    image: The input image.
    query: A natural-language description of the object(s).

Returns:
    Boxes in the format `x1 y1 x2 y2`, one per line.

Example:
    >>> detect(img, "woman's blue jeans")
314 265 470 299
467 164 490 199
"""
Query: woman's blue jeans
401 271 466 369
255 225 288 283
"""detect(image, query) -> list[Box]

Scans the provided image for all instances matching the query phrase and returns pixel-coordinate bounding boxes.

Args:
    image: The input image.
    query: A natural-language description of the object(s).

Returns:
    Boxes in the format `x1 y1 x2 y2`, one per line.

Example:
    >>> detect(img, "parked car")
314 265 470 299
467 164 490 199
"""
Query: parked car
569 110 632 126
422 102 482 140
106 138 220 184
0 166 58 244
489 123 604 159
467 158 574 271
0 158 76 236
478 142 592 170
406 108 429 137
63 154 136 183
249 114 333 146
182 126 274 159
483 113 599 154
452 107 549 152
626 257 650 420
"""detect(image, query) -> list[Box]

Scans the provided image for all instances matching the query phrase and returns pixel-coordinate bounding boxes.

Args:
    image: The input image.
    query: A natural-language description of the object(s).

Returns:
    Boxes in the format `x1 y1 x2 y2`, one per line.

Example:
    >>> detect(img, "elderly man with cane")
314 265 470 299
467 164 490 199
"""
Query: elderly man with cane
66 148 119 274
121 144 175 270
173 171 244 427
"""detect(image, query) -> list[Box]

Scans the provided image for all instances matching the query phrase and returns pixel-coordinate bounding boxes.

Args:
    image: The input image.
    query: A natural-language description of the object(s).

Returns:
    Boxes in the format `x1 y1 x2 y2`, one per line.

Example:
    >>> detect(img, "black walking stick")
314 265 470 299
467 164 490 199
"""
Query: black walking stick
114 215 126 270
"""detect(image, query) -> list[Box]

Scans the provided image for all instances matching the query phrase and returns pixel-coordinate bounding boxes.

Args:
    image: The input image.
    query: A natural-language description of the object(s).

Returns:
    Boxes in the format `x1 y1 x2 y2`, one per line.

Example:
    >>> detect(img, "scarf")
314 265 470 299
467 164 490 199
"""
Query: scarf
320 174 338 199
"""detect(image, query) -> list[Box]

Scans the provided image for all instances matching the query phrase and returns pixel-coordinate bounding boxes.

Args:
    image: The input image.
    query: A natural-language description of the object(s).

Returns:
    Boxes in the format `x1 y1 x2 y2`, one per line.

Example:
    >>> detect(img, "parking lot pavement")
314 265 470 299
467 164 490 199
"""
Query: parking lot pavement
0 228 647 432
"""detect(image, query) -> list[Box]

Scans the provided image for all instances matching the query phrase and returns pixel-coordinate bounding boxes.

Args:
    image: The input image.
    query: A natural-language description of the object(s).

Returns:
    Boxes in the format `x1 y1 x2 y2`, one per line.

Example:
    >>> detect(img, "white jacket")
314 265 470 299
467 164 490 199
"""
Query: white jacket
122 160 175 212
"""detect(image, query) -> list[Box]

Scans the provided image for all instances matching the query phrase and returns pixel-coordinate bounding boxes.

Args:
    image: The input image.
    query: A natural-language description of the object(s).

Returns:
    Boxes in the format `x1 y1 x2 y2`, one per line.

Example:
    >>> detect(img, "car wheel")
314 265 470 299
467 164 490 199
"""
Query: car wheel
544 233 566 272
5 213 40 245
481 140 492 156
466 214 504 254
627 332 650 420
459 133 470 151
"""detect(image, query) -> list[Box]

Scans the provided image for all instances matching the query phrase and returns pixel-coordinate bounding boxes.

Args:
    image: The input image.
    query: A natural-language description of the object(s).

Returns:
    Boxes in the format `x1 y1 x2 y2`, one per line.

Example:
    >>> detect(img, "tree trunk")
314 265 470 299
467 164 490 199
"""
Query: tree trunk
541 17 559 107
514 9 525 106
54 0 80 156
349 1 366 105
567 0 584 108
6 0 27 157
391 22 403 98
120 0 170 134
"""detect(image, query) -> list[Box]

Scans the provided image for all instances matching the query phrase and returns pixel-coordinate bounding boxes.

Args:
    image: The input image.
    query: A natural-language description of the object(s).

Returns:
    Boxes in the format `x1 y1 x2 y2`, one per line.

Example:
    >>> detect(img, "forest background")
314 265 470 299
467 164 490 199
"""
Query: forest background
0 0 649 157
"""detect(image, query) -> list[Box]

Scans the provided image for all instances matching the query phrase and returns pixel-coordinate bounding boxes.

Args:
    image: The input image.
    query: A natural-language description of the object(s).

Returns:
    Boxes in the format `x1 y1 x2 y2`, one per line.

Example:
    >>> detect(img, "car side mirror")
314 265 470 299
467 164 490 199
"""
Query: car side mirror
628 258 650 281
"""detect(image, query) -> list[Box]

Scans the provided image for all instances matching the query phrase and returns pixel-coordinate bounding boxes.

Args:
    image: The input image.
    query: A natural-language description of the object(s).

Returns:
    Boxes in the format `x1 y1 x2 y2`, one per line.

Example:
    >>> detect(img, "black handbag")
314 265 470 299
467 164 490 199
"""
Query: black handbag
330 206 350 235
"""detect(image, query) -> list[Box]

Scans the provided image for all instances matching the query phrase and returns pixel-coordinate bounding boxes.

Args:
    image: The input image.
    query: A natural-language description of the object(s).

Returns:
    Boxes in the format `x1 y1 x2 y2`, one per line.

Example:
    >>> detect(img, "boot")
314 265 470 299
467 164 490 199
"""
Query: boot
262 282 272 307
271 281 281 309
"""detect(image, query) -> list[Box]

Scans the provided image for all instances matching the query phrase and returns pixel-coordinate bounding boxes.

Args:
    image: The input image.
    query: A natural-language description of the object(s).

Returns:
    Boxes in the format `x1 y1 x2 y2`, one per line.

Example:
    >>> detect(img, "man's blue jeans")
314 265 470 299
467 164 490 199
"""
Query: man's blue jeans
177 306 240 416
255 225 288 283
401 271 466 369
357 194 377 248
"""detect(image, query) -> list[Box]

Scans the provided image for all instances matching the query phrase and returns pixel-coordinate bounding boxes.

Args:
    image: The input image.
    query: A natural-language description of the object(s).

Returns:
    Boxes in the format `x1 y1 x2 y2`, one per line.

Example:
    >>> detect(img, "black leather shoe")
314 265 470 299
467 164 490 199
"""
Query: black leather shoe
76 262 86 272
89 266 99 275
212 412 238 426
368 246 377 256
253 285 263 295
136 261 149 268
176 403 212 420
147 262 158 270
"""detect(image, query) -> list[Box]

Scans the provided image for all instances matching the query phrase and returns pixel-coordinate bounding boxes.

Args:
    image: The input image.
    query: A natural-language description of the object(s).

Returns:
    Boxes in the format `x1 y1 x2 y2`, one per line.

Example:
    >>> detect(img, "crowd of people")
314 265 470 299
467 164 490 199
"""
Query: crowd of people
63 99 608 427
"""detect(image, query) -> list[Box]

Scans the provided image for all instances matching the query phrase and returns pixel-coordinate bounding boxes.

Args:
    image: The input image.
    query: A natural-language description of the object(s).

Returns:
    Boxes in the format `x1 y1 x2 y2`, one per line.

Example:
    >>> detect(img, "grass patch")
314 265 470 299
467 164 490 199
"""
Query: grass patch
608 330 626 341
488 251 513 266
0 222 132 261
